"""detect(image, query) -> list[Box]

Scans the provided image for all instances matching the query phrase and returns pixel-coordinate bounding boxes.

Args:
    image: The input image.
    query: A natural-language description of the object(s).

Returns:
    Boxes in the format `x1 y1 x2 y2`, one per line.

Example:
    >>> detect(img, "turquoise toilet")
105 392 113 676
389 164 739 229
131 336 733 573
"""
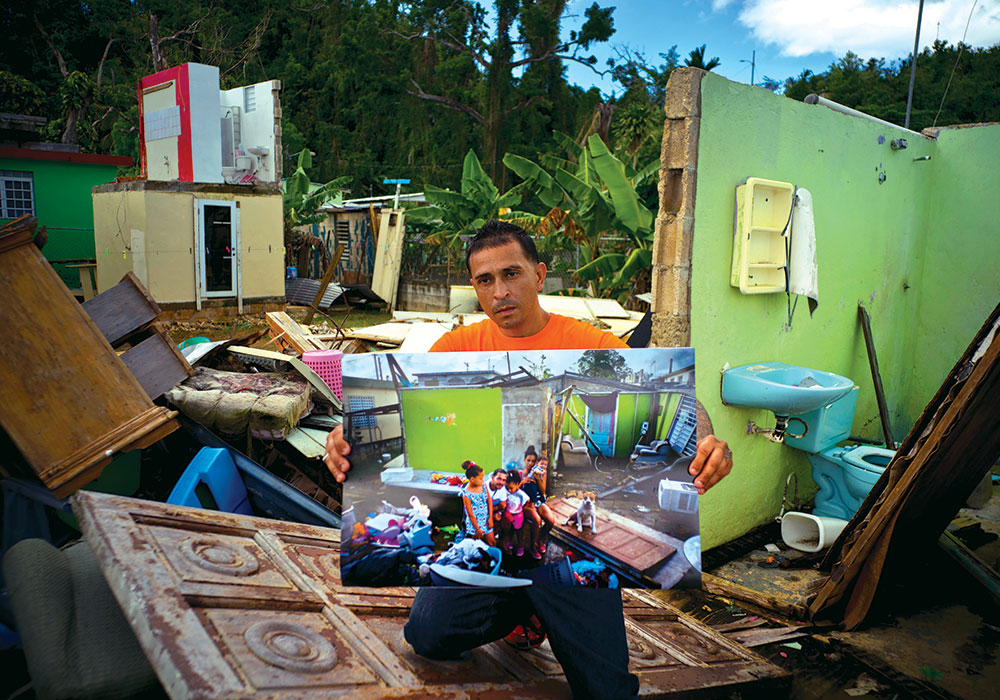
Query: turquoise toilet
784 386 896 520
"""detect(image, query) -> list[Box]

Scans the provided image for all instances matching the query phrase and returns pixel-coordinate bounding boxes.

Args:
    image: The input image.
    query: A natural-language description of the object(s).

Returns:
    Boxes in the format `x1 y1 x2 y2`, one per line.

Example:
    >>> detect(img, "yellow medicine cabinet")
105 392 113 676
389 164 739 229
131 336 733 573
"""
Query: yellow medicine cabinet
730 177 795 294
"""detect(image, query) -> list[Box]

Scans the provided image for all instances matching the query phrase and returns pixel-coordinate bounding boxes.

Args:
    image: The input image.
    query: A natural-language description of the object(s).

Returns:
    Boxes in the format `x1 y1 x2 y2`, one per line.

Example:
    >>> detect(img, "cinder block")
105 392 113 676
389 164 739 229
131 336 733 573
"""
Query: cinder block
660 117 700 170
658 166 698 218
663 68 704 120
653 215 694 268
650 313 691 347
651 264 691 315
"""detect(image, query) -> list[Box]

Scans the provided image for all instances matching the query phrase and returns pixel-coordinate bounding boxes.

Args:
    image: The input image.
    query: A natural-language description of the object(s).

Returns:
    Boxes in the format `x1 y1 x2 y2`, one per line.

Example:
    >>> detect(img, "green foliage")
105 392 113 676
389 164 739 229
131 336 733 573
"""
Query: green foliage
575 349 627 380
782 41 1000 130
0 71 49 116
405 149 528 254
283 149 351 230
685 45 721 71
504 133 657 303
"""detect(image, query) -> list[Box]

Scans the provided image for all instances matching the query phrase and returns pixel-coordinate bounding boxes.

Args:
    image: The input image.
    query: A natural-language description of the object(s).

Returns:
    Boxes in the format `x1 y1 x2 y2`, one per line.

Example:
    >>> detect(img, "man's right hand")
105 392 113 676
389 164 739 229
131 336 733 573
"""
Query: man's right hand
324 424 352 483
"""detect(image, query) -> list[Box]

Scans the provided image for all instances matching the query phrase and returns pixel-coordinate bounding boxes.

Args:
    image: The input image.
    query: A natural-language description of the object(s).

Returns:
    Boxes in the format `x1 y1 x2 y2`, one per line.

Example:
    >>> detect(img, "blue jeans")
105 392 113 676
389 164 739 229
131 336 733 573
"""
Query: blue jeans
404 587 639 700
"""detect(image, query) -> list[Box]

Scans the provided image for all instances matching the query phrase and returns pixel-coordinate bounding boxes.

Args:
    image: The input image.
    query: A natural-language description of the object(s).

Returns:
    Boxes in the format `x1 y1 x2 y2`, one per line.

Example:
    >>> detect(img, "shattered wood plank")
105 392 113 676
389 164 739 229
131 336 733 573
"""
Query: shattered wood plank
702 572 810 620
723 626 812 648
345 322 413 345
303 243 347 326
120 326 194 399
74 492 789 699
83 271 162 346
266 311 327 354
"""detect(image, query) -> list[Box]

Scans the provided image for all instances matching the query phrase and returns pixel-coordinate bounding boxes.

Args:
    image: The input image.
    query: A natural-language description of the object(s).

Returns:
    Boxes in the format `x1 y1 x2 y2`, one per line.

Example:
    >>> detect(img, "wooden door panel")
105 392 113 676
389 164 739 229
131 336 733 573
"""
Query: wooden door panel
74 491 787 699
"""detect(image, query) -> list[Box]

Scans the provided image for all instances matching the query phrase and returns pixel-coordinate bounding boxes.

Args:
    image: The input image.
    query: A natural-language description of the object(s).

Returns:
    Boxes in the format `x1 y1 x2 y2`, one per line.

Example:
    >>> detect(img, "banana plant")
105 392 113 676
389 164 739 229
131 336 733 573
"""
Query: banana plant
405 150 530 252
283 148 351 269
283 149 351 230
504 133 658 302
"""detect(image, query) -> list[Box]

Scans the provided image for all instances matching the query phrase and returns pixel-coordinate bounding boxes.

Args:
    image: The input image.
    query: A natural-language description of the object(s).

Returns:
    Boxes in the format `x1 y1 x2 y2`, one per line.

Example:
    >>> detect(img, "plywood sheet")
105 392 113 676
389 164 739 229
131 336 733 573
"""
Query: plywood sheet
345 322 412 345
398 323 451 352
585 298 630 319
538 294 598 320
548 497 676 573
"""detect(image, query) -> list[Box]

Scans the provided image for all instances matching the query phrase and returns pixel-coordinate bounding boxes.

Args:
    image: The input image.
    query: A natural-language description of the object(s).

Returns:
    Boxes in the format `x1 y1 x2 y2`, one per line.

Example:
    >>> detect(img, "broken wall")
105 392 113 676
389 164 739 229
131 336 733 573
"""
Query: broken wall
93 181 284 305
655 69 1000 548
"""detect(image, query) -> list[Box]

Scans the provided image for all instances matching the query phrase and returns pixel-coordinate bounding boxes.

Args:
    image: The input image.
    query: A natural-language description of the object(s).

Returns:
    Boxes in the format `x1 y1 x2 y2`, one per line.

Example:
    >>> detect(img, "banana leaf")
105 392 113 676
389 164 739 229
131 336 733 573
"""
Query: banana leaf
610 248 653 286
587 134 653 233
461 150 499 204
503 153 565 210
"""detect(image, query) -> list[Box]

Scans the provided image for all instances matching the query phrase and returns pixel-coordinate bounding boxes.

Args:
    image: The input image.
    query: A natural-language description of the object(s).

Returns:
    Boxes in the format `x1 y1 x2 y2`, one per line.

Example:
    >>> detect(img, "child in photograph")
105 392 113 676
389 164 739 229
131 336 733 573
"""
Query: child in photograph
459 462 494 546
521 457 556 558
487 468 508 529
501 470 533 557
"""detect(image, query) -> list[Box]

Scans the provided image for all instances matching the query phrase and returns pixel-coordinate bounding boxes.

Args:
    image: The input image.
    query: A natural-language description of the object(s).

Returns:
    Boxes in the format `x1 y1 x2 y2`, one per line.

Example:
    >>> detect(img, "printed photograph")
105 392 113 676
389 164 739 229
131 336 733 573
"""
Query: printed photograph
340 347 701 590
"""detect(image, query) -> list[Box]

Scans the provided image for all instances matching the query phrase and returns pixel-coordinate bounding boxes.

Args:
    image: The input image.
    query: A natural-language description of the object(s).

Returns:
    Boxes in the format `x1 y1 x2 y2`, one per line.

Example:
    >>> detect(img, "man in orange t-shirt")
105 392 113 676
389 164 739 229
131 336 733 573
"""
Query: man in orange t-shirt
326 221 733 699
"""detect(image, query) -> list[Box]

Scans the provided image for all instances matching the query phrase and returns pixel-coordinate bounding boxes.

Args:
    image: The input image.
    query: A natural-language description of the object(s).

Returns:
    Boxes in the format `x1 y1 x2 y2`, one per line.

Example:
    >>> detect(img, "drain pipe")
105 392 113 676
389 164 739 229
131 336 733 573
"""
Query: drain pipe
804 94 923 136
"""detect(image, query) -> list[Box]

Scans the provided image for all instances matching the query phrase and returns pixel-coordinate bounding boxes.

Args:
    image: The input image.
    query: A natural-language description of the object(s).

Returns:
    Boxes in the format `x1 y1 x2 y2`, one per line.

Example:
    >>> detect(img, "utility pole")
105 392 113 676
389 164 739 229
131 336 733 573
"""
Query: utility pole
905 0 925 129
740 50 756 86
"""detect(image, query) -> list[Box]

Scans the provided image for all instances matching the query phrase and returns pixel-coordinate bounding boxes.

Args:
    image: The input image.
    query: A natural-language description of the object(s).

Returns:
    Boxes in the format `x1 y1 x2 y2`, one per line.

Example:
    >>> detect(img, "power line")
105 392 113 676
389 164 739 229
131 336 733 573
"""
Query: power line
932 0 978 128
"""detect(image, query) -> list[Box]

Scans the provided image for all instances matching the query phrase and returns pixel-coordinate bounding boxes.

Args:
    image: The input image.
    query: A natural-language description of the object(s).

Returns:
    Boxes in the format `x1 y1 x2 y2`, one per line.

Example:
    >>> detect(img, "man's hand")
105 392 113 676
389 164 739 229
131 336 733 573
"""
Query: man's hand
324 424 352 483
689 435 733 495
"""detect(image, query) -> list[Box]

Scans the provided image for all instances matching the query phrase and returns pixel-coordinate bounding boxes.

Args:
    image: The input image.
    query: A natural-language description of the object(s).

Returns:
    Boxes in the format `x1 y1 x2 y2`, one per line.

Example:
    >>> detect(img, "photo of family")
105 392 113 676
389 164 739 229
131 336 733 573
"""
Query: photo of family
339 347 701 590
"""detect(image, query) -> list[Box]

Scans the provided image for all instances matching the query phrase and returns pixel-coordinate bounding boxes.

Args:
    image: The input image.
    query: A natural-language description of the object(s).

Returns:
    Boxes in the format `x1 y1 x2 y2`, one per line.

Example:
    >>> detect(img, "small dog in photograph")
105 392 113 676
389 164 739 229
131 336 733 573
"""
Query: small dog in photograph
565 492 598 534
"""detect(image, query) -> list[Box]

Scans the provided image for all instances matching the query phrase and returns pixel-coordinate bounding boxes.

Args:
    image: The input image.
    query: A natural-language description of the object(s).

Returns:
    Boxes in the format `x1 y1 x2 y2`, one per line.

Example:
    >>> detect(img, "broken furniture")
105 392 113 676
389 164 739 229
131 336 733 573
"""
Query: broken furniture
265 310 329 354
0 216 179 497
558 435 592 469
629 440 672 470
66 490 788 698
82 271 195 400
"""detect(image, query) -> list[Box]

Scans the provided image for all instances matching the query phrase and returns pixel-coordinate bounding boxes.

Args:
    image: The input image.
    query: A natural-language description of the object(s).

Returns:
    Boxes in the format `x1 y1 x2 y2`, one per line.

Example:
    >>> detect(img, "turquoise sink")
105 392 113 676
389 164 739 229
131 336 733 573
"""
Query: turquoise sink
721 362 854 415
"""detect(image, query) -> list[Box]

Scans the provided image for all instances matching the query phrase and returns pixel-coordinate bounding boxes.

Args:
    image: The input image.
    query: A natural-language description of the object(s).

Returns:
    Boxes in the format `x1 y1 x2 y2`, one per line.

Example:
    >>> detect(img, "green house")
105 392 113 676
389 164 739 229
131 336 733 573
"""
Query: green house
0 145 130 290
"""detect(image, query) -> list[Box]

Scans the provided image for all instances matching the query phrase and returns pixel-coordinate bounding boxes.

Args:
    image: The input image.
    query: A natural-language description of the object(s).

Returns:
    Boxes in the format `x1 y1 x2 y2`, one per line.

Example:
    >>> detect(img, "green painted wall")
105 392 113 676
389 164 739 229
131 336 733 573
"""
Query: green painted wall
689 73 1000 548
0 156 120 288
400 387 502 472
906 123 1000 422
562 392 682 458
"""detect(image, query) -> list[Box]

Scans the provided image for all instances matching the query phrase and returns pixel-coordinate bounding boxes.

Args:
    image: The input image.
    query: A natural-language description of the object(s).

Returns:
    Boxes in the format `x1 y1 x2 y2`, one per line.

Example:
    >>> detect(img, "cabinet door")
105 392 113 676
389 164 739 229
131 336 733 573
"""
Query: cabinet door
74 491 786 699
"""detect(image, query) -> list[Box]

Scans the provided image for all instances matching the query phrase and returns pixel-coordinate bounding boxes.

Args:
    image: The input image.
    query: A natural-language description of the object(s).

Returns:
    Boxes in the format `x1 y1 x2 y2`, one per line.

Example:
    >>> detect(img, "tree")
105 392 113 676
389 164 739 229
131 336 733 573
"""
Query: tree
400 1 616 184
684 44 720 71
504 133 658 304
575 349 627 380
405 149 529 276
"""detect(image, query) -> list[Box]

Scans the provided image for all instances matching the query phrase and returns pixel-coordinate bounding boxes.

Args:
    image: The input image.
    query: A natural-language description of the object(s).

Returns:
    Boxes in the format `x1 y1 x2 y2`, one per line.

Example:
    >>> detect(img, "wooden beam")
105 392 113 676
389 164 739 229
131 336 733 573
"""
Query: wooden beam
702 572 810 620
302 243 346 326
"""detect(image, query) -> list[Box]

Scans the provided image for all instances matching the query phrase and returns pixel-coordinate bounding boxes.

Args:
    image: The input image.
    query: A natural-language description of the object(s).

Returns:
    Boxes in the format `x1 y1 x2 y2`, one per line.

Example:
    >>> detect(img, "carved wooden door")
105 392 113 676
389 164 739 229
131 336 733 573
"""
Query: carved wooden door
73 491 787 699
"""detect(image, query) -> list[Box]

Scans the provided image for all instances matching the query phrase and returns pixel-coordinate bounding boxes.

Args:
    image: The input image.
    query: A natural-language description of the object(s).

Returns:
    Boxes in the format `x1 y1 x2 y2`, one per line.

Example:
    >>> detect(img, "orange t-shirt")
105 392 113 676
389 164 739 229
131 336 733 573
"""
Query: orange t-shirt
430 313 628 352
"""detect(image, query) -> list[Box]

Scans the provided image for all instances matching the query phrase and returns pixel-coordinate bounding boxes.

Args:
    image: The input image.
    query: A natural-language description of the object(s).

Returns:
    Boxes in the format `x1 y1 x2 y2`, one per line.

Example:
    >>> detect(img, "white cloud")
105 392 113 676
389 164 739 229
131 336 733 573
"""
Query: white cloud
736 0 1000 58
712 0 739 9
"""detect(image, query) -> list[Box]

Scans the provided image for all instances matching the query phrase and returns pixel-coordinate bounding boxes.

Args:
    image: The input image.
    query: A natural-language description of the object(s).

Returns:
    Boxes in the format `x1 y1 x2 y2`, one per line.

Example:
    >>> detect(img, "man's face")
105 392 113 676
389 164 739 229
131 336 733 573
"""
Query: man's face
491 471 507 490
468 240 546 336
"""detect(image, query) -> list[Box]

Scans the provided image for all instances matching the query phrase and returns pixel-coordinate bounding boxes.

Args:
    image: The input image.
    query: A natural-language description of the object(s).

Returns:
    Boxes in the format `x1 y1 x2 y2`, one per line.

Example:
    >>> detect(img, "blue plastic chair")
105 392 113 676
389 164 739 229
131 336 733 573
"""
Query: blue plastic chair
167 448 253 515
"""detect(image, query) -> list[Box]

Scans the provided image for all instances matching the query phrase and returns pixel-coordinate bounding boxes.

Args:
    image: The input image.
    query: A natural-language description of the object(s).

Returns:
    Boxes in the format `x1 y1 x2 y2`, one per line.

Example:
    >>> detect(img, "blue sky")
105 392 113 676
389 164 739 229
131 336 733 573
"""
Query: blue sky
343 348 695 381
557 0 1000 94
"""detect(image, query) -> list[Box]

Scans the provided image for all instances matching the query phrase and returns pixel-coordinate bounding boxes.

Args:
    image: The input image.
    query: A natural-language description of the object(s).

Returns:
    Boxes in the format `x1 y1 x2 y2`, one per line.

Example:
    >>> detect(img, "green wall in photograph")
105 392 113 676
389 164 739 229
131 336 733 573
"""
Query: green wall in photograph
401 387 502 472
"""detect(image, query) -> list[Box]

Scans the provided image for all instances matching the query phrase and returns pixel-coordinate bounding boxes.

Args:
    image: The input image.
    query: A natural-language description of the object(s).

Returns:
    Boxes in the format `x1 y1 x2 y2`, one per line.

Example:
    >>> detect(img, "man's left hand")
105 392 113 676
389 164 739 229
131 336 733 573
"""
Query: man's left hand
689 435 733 494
